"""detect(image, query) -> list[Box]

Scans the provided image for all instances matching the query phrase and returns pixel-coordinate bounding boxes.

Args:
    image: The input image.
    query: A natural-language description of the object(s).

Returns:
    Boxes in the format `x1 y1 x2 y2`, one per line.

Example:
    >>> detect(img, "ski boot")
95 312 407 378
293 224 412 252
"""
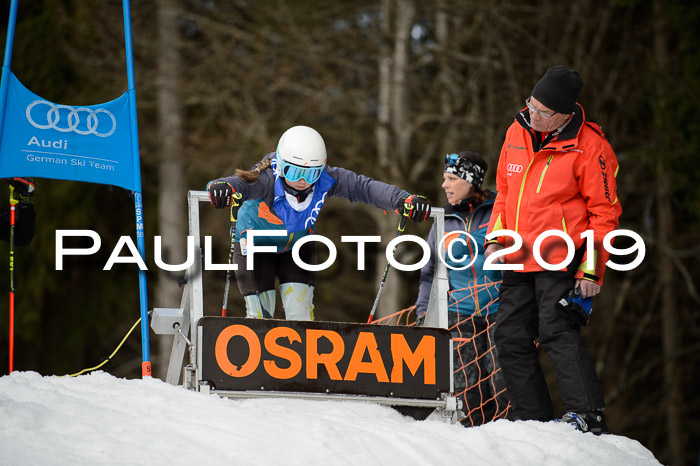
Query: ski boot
558 409 609 435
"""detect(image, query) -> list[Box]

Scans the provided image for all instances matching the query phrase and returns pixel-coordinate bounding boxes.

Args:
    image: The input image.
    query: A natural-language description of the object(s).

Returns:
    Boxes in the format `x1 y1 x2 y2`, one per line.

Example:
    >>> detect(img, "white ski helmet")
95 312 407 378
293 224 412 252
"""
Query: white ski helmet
276 126 327 184
277 125 327 166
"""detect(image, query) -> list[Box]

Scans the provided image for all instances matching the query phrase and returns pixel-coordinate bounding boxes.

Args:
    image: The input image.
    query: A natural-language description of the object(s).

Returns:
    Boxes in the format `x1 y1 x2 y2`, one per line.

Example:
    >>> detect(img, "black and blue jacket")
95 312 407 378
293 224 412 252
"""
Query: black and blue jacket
415 191 502 316
214 153 408 253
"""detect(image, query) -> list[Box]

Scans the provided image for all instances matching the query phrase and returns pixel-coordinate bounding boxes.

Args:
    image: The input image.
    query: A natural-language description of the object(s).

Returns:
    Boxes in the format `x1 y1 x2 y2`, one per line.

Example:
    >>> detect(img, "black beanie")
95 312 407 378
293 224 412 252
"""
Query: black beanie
531 66 583 114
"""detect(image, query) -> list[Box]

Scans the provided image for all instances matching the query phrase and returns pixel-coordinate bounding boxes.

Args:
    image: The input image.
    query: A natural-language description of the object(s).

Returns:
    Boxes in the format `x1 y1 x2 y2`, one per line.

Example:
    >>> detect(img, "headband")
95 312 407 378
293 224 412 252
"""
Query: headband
444 153 485 189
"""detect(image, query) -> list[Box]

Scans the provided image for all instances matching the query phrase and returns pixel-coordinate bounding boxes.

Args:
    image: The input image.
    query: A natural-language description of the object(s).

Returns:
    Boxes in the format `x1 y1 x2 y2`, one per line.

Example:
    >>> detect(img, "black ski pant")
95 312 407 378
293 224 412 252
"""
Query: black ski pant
494 269 605 421
233 241 316 296
451 311 511 427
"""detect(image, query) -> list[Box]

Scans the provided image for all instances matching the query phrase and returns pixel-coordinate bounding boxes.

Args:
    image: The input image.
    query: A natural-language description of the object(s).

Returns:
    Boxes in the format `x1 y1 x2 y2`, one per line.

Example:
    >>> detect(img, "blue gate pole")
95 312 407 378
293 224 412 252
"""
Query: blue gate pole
122 0 151 378
0 0 18 135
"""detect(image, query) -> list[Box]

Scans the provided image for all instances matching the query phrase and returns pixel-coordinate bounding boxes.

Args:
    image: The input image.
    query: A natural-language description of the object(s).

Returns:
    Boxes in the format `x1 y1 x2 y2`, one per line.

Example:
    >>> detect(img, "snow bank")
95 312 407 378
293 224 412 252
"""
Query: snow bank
0 371 660 465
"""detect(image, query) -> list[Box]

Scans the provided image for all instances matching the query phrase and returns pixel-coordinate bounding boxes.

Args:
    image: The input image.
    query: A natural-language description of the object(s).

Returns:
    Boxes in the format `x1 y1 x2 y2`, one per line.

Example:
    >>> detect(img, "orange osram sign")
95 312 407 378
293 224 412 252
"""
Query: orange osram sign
199 317 451 399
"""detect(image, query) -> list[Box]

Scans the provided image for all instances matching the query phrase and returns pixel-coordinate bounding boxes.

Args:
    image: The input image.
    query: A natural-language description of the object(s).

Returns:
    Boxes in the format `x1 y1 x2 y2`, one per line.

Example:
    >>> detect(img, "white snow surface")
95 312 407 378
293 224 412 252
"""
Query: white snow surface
0 371 660 466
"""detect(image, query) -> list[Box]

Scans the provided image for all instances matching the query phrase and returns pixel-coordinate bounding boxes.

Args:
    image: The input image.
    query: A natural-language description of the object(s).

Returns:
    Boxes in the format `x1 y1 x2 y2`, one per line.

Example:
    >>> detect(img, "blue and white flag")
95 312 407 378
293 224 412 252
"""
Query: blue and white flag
0 71 136 190
0 0 152 376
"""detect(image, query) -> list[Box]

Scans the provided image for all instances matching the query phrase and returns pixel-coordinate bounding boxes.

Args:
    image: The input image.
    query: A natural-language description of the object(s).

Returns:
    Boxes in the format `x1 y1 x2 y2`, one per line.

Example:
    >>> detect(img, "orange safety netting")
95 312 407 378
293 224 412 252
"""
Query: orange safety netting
372 286 511 427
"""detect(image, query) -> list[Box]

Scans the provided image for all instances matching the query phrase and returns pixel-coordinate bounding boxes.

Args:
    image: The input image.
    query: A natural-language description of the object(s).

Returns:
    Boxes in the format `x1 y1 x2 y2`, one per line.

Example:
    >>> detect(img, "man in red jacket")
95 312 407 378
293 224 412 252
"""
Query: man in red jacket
484 66 622 434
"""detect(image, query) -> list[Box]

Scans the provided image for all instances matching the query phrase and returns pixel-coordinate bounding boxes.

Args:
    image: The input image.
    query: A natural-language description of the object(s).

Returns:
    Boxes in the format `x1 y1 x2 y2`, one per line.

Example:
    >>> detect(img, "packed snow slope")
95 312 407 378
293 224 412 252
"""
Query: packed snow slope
0 371 660 465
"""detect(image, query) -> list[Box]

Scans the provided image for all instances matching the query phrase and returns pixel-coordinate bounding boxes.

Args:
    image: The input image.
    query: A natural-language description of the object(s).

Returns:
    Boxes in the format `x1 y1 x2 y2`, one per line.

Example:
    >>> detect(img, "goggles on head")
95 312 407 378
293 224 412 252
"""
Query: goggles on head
277 155 325 184
445 153 461 167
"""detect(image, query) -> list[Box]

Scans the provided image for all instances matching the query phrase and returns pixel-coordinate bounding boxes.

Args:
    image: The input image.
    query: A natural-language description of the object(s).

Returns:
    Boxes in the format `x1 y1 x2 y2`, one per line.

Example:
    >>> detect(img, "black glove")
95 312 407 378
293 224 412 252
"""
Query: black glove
207 180 234 209
415 313 426 327
402 194 431 222
7 177 35 204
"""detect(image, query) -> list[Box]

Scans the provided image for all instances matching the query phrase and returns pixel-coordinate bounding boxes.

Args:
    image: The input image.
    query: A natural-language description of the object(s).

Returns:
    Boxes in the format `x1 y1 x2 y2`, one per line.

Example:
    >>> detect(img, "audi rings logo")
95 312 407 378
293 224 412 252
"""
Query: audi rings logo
507 163 524 173
26 100 116 137
305 193 328 228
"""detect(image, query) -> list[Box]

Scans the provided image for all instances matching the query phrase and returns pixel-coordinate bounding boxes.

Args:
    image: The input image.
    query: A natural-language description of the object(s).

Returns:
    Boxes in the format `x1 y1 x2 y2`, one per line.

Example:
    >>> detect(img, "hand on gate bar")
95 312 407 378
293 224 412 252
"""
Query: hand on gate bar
207 180 235 209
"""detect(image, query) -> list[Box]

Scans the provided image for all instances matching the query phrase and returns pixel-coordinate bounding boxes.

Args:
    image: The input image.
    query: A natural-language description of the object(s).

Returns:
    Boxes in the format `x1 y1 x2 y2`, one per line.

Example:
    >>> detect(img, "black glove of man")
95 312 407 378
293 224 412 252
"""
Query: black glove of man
402 194 431 222
207 180 234 209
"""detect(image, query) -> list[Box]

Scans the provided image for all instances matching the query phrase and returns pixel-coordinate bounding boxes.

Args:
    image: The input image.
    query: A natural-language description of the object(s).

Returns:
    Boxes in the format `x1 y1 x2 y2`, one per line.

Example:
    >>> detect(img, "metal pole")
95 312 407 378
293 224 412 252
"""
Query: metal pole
367 203 412 323
221 192 242 316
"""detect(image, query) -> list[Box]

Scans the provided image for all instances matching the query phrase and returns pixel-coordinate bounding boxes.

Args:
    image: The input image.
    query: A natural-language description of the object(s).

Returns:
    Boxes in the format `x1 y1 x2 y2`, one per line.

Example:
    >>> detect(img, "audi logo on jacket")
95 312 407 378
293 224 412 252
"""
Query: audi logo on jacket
487 103 622 285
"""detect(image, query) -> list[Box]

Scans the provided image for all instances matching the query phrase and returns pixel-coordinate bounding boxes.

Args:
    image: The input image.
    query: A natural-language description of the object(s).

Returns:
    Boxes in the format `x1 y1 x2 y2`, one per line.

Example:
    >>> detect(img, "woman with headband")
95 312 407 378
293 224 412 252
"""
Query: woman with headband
414 151 510 426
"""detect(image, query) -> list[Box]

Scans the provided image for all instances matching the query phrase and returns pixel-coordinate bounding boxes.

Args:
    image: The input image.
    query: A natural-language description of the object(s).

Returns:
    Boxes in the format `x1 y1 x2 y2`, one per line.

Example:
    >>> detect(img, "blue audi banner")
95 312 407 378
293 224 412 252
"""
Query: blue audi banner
0 71 136 191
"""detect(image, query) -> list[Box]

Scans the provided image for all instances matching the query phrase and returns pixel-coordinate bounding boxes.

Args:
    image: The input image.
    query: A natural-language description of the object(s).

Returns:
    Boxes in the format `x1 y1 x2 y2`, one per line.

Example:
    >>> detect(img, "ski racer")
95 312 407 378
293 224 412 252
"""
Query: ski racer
207 125 431 321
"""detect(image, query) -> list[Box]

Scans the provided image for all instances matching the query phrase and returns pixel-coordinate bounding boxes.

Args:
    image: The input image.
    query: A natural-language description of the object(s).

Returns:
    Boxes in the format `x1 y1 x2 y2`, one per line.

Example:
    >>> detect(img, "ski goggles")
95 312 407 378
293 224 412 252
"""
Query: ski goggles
277 156 325 184
445 153 461 167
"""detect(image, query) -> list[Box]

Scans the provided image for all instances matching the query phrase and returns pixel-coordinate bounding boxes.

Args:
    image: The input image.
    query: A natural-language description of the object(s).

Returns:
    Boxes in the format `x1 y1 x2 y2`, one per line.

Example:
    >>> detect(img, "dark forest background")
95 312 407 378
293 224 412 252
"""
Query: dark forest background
0 1 698 464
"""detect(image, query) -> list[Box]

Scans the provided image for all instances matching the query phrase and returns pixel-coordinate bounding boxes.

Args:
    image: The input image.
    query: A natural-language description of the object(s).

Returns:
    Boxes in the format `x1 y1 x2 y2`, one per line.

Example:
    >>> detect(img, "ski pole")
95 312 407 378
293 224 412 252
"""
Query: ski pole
221 192 242 316
8 185 17 372
367 201 413 323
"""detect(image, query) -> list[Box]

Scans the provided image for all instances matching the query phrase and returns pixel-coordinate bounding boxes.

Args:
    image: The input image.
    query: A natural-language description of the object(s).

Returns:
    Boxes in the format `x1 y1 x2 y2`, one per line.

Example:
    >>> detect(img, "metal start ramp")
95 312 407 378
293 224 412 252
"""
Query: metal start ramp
154 190 459 422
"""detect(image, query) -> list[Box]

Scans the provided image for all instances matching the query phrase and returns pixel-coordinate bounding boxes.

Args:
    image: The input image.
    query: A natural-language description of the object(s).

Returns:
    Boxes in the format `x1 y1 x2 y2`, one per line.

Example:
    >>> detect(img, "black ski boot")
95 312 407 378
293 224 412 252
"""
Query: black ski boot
558 409 609 435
